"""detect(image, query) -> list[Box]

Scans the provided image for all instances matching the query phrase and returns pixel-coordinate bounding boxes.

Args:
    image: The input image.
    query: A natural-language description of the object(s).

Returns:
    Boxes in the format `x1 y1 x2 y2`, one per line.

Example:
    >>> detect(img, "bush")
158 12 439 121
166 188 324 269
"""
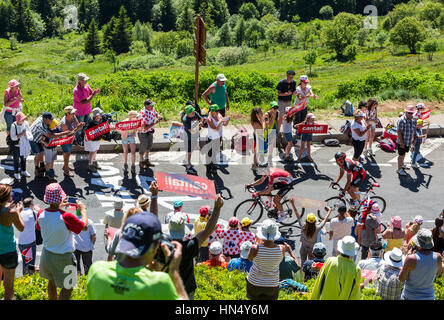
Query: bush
216 46 252 66
175 38 193 59
64 48 87 61
344 44 357 62
130 41 148 55
319 5 334 20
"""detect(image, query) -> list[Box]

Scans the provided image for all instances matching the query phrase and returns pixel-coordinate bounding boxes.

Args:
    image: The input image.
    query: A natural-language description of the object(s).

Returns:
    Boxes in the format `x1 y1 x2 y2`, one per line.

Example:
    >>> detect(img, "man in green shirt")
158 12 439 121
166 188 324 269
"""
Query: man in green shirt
202 74 230 117
87 211 188 300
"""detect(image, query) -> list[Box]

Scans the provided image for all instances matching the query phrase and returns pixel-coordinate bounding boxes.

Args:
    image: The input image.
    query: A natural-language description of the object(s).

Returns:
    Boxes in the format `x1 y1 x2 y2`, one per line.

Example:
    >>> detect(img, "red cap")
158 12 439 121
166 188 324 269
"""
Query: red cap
229 217 239 227
199 206 210 216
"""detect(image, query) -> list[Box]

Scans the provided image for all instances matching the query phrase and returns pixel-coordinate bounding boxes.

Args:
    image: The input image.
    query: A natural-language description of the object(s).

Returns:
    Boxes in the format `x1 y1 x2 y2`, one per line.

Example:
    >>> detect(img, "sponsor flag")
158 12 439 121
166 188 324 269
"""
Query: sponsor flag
156 172 217 199
21 247 33 264
297 124 328 134
420 109 431 120
115 119 141 131
288 101 307 117
85 121 110 141
47 135 75 147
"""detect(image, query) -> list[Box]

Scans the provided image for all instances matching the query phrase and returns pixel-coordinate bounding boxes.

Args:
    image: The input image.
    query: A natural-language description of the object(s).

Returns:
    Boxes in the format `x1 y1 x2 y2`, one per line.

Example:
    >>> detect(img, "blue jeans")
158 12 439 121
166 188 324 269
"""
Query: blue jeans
4 111 16 132
75 114 90 144
18 242 37 275
411 138 422 164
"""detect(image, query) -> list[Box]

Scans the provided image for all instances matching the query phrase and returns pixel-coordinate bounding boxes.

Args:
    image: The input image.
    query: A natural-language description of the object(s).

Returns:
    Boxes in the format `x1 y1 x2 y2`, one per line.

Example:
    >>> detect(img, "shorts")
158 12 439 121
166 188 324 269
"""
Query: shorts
283 132 293 143
397 144 410 156
273 180 295 197
301 133 313 142
184 133 198 153
351 170 366 187
44 147 57 163
246 279 280 300
121 134 136 145
278 100 291 117
30 141 44 155
61 143 73 153
84 140 101 153
0 250 19 269
138 131 154 154
39 249 77 289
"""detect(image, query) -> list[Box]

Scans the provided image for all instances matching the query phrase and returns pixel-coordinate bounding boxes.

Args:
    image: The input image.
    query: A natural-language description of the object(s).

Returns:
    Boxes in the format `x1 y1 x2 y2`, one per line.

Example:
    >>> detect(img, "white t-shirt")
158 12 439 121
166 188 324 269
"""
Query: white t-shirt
74 219 96 252
294 85 312 106
18 208 36 245
330 217 355 253
351 120 367 141
207 114 223 139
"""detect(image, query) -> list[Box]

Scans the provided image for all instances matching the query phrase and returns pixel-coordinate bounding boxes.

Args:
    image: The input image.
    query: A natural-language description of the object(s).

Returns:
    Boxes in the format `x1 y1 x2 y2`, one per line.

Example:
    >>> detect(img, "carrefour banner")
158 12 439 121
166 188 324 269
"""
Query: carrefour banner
156 172 217 199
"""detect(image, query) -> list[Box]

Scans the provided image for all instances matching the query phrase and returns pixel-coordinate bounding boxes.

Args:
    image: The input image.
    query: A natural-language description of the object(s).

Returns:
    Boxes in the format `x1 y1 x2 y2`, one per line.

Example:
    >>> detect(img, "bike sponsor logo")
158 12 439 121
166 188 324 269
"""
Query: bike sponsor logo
47 135 74 147
156 172 216 199
85 122 110 141
297 124 328 134
115 120 141 131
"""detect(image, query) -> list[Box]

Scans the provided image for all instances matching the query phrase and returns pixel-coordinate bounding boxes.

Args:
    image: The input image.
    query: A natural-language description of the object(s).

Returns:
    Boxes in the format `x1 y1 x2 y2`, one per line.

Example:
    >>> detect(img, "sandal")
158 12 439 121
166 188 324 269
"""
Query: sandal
64 170 74 177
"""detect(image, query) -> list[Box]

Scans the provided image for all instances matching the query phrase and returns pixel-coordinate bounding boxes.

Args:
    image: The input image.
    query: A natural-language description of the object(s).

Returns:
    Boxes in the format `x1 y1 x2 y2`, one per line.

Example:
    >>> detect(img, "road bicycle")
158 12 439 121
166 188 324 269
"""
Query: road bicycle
233 185 304 226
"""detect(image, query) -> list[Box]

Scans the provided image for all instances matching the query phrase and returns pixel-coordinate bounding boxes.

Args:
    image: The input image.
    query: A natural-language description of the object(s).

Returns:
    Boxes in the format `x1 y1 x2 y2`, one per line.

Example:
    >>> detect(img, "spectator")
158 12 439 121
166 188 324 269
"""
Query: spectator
36 183 88 300
282 107 297 162
351 111 371 162
182 105 205 174
329 204 355 256
358 240 384 289
431 217 444 254
278 242 301 282
250 107 265 170
30 112 74 177
60 106 83 177
246 219 285 300
18 197 38 275
84 107 109 173
410 118 427 169
227 241 253 273
374 248 405 300
9 111 33 179
302 242 327 282
87 211 188 300
295 113 316 164
199 242 228 269
263 102 280 162
275 70 296 133
219 217 243 262
240 217 256 245
405 215 423 245
138 99 162 169
162 195 224 300
0 184 25 300
202 74 230 117
103 200 125 229
363 97 378 157
291 198 332 265
3 80 24 139
119 110 139 174
396 105 417 176
73 73 100 145
399 229 444 300
73 217 96 275
310 236 361 300
293 75 317 126
206 104 229 172
359 213 380 260
382 216 405 251
41 119 61 179
164 200 190 225
346 206 359 241
194 206 210 262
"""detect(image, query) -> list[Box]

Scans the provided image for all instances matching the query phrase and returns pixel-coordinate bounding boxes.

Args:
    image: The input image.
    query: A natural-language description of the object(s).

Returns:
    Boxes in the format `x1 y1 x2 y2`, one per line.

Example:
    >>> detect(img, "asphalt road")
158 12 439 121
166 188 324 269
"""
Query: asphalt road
2 137 444 276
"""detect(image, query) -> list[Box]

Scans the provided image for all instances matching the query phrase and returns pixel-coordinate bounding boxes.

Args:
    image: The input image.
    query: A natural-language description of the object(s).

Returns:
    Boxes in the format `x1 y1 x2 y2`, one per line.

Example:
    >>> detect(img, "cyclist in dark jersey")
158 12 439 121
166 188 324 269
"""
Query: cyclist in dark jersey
245 165 295 222
332 152 367 207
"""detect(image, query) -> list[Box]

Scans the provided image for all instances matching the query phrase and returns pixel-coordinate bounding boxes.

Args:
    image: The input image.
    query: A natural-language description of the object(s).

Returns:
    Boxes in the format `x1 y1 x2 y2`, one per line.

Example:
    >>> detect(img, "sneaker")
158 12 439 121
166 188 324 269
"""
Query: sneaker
14 173 20 180
88 164 97 173
45 170 54 179
146 160 155 167
402 165 410 170
21 171 31 177
397 168 407 176
411 163 420 169
131 164 136 174
93 161 101 170
276 211 287 223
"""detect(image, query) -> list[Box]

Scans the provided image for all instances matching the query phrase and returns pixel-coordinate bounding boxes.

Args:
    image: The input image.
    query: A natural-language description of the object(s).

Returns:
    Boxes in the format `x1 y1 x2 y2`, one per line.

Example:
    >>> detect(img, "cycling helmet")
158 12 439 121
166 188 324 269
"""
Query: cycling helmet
173 200 183 209
334 152 346 161
256 162 270 176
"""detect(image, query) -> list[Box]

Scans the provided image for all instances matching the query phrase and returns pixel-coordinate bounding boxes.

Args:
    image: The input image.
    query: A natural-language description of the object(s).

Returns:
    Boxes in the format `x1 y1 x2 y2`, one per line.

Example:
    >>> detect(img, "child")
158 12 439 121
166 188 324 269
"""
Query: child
119 110 139 174
240 217 256 245
219 217 243 262
9 112 32 179
283 107 297 162
295 113 316 163
410 119 427 169
405 215 423 245
42 119 61 179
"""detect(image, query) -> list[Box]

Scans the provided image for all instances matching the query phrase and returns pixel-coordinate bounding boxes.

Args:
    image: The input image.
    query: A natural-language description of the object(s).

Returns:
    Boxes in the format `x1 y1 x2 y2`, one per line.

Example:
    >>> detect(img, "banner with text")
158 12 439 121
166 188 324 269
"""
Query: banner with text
156 172 217 199
115 119 141 131
288 101 307 117
297 124 329 134
85 121 110 141
47 135 75 147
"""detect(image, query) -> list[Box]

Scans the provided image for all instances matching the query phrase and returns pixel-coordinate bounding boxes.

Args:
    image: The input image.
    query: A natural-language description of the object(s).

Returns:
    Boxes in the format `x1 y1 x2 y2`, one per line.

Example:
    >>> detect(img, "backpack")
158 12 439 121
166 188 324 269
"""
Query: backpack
231 127 250 153
340 120 352 138
280 279 308 293
323 138 340 146
379 138 396 152
383 124 398 142
341 100 354 116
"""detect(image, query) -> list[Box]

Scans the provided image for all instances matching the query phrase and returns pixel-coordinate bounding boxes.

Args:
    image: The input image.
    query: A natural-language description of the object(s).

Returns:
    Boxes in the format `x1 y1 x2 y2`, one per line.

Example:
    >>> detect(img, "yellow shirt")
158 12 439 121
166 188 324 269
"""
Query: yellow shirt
194 217 208 247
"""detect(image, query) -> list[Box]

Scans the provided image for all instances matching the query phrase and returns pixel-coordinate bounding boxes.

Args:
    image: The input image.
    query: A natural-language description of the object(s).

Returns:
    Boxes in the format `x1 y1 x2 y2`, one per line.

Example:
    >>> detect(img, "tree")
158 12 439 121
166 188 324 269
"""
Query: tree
175 38 193 58
0 0 17 38
333 0 357 14
303 49 317 75
419 1 443 28
85 18 101 60
177 1 195 33
238 3 259 20
266 22 297 46
256 0 276 17
102 16 117 50
133 20 152 52
234 17 246 46
32 0 56 36
423 39 438 61
216 22 233 46
79 0 100 31
244 19 266 48
159 0 177 31
319 5 333 20
344 44 357 61
152 31 179 55
279 0 298 22
321 12 361 60
356 28 369 47
389 17 426 54
114 6 133 54
134 0 155 24
211 0 230 28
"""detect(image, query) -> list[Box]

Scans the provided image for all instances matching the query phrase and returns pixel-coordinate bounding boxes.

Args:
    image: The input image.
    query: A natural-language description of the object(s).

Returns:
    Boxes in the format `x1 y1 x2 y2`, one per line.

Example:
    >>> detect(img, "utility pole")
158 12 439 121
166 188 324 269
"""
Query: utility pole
194 15 206 104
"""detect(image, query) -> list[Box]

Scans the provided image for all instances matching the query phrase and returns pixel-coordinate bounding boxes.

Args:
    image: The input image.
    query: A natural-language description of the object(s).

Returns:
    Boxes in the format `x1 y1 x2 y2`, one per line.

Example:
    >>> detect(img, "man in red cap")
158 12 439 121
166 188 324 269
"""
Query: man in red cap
397 105 417 176
219 217 242 262
194 205 210 262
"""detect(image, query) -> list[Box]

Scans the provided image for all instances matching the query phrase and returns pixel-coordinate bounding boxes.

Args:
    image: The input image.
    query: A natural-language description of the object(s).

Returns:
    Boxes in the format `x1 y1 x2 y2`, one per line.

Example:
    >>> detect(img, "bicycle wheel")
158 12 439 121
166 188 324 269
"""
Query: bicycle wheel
318 196 346 221
233 199 264 226
279 199 305 226
370 196 386 213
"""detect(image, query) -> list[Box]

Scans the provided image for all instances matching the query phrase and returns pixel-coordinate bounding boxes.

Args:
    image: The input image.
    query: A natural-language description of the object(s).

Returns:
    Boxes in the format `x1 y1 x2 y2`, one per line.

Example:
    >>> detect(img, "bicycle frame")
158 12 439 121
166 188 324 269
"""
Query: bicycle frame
332 180 379 212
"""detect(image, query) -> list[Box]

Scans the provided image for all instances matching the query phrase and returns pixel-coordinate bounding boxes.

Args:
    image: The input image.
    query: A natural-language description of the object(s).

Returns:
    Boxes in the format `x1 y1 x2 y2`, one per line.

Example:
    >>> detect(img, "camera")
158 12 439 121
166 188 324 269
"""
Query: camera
154 236 175 265
11 191 22 204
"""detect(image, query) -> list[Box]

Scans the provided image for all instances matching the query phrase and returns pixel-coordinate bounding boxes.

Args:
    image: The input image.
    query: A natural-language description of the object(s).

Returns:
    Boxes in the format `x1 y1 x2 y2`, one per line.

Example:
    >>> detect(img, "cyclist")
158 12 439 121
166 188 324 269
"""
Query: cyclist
244 164 295 223
332 152 367 208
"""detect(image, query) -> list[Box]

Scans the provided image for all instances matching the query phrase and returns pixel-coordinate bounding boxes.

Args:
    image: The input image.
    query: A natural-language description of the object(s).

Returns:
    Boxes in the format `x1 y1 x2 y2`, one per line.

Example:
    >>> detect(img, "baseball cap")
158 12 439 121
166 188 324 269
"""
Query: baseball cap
286 70 296 76
92 107 103 118
209 241 223 255
137 194 150 208
270 101 279 109
306 213 316 224
300 75 309 83
241 217 252 227
414 215 423 225
64 106 76 114
8 79 20 87
185 105 195 115
42 112 54 121
216 74 227 82
199 206 210 217
77 73 89 81
209 104 219 112
144 99 155 107
313 242 326 257
116 211 162 258
229 217 239 227
416 228 434 250
416 103 425 109
173 200 183 209
240 241 253 259
43 183 66 204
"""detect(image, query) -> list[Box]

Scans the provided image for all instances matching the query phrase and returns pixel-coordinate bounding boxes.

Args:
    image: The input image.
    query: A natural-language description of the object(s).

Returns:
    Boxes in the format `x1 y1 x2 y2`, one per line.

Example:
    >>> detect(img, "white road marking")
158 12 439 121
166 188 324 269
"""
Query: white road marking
388 138 444 163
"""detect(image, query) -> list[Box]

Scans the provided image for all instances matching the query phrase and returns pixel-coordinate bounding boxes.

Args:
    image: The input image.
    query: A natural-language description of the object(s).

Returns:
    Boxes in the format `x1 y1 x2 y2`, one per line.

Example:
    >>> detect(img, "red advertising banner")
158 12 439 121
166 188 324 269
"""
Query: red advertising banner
288 101 307 117
156 172 217 199
85 121 110 141
297 124 328 134
115 119 141 131
47 135 74 147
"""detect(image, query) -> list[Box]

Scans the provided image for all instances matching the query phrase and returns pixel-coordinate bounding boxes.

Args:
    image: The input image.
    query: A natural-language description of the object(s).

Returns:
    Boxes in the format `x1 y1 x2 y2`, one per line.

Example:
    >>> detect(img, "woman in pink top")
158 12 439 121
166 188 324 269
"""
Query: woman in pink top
4 79 24 134
246 219 285 300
